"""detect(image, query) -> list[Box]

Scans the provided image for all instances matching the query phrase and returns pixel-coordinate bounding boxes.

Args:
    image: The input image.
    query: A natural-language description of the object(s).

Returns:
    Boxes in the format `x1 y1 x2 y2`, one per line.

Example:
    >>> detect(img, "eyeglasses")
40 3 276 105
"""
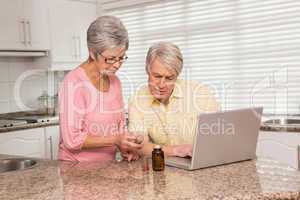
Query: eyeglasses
98 52 128 64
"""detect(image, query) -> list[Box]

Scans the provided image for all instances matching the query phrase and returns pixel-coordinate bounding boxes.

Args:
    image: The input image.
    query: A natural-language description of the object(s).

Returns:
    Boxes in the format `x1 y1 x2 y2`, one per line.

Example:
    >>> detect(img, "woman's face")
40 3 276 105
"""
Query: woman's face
92 47 127 76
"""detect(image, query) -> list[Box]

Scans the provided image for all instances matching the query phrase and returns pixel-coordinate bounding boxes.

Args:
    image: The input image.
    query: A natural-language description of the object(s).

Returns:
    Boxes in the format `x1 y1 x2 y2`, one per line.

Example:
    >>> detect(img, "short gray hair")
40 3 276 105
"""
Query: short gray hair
146 42 183 76
87 15 129 56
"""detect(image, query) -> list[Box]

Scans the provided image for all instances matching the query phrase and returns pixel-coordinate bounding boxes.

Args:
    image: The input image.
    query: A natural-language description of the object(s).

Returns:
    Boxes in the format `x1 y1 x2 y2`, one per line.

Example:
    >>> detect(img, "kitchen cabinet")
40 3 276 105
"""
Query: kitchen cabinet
0 0 23 50
0 125 60 160
48 0 97 70
45 125 60 160
0 0 50 51
256 131 300 169
23 0 51 50
0 128 46 158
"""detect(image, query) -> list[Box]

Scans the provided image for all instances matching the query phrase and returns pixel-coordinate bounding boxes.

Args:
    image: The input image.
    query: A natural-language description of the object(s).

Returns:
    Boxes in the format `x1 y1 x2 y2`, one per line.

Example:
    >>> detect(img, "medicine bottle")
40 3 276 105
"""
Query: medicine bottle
152 145 165 171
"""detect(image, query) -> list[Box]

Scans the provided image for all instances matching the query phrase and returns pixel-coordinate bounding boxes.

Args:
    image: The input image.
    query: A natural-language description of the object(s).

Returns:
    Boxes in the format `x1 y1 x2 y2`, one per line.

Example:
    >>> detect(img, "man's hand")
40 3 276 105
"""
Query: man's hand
172 144 193 157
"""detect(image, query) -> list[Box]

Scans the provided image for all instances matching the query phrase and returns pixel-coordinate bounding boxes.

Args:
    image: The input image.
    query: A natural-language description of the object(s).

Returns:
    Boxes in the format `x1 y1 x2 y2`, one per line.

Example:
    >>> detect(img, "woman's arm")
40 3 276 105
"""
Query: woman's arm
82 134 143 151
82 135 118 149
59 78 142 152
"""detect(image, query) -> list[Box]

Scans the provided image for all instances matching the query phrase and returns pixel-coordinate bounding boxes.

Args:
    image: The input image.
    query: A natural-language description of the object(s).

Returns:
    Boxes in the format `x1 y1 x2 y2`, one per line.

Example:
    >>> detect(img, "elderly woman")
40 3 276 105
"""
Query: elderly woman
128 42 220 157
58 16 142 162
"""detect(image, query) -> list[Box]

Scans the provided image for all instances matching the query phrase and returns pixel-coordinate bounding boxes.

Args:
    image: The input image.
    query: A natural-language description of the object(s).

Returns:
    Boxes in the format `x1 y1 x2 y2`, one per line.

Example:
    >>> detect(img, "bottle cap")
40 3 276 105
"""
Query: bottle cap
154 145 161 149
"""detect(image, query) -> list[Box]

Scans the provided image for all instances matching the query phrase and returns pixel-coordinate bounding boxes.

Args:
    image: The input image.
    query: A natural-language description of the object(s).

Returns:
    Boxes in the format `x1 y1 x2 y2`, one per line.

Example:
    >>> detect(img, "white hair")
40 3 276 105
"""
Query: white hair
145 42 183 76
87 15 129 58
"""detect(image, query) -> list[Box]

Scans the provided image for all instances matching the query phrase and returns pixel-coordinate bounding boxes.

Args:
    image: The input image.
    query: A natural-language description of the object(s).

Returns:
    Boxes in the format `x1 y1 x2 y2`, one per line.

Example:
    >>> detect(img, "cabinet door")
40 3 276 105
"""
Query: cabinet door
74 1 97 60
45 126 60 160
49 0 79 63
23 0 50 50
256 131 300 169
0 128 45 158
0 0 25 50
48 0 97 70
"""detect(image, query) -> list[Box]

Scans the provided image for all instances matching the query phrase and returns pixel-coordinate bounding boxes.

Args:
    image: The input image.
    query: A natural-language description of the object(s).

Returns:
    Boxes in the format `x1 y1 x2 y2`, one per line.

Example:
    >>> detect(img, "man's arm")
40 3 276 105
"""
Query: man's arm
138 140 192 158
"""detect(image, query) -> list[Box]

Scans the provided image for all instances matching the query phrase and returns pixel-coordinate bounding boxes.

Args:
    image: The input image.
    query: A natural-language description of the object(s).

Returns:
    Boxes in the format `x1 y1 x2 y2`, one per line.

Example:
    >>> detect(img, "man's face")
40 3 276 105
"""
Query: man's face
148 58 178 104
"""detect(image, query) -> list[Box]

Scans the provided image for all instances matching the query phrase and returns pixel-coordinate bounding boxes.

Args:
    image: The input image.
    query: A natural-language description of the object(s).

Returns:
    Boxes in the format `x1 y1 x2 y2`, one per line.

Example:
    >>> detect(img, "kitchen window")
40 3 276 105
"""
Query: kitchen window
102 0 300 115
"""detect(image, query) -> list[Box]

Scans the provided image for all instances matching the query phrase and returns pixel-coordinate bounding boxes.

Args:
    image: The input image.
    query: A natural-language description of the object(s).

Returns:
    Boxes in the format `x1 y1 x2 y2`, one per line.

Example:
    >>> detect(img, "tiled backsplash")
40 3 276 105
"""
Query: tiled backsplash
0 57 49 113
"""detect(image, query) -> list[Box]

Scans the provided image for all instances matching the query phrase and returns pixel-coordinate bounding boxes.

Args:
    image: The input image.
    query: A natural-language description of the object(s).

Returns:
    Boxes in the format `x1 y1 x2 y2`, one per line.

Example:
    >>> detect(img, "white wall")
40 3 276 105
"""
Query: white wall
96 0 105 15
0 57 48 113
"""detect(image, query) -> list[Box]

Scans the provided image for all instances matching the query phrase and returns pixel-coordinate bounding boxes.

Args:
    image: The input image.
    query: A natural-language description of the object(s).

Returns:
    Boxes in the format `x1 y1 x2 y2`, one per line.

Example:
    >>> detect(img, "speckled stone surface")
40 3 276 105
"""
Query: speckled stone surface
0 110 59 133
0 121 59 133
260 125 300 133
0 156 63 200
1 155 300 200
260 115 300 133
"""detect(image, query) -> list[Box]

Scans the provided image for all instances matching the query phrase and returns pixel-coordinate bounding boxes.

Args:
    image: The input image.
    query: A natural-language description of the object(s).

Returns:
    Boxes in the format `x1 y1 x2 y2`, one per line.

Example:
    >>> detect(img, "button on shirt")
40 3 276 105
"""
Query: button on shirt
128 79 220 145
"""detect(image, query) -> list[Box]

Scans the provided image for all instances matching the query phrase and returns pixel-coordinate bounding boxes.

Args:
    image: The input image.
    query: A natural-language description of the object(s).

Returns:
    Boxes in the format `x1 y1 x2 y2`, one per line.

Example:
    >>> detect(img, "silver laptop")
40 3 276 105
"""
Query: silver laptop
165 107 263 170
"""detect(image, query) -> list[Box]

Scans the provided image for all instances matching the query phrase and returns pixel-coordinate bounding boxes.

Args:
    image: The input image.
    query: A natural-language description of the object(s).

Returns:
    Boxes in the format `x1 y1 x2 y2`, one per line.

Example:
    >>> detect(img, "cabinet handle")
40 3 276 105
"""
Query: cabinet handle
20 20 27 46
48 136 53 160
26 20 32 46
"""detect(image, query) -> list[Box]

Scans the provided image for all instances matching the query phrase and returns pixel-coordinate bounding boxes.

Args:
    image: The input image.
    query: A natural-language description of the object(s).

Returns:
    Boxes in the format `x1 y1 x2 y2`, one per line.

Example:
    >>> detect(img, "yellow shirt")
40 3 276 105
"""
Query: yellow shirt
128 79 220 145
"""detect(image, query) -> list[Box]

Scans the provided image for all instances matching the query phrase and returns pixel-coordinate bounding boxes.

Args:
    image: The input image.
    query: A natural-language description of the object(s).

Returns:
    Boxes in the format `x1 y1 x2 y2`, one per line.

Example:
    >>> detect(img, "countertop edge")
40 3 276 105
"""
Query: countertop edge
0 122 59 133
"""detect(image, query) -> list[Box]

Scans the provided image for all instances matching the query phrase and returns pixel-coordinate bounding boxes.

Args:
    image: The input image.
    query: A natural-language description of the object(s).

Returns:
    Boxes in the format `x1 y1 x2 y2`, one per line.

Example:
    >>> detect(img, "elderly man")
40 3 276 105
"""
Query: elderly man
128 42 220 158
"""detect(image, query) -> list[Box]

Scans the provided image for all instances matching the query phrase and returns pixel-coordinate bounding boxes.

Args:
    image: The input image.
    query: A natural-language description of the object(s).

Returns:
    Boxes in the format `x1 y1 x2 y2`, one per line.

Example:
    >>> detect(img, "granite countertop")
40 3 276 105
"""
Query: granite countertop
0 120 59 133
260 115 300 133
260 124 300 133
0 111 59 133
1 155 300 200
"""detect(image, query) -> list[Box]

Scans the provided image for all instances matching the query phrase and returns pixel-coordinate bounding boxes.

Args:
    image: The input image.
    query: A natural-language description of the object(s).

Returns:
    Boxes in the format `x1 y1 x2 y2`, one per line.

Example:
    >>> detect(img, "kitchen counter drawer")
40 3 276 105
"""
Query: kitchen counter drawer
0 125 60 160
0 128 46 158
256 131 300 169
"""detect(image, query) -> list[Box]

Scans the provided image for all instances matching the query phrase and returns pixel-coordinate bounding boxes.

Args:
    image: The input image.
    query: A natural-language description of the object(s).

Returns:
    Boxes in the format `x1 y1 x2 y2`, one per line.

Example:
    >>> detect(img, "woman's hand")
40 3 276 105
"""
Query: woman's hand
115 132 148 161
172 144 193 157
115 133 143 153
121 151 140 162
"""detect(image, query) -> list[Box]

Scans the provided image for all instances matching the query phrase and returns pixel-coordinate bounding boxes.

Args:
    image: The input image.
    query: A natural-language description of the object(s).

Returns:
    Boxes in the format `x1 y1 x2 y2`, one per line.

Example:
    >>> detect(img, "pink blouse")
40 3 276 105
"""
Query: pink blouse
58 67 126 162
